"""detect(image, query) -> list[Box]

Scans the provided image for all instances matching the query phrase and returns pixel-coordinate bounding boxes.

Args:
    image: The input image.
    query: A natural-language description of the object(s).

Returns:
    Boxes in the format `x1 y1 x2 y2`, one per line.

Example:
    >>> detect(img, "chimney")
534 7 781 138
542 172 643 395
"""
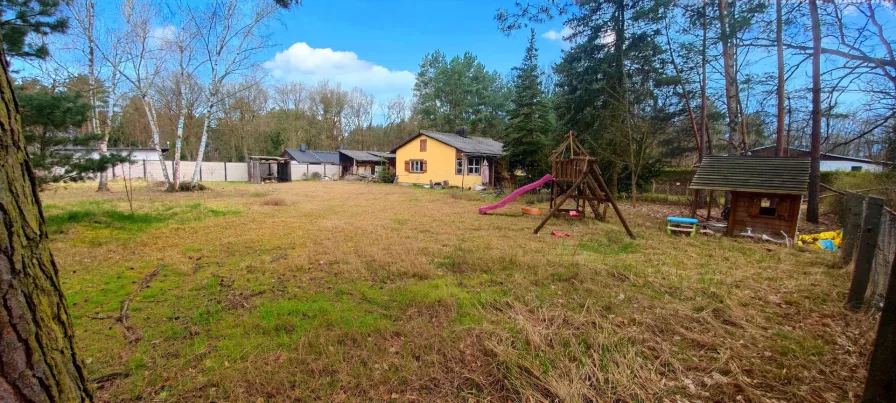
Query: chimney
300 144 307 152
455 126 469 138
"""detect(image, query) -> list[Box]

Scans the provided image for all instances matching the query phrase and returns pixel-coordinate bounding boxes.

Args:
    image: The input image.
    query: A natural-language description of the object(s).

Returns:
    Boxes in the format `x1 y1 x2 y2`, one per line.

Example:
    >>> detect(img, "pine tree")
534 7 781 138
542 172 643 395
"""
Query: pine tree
0 0 92 399
18 84 129 187
505 29 552 182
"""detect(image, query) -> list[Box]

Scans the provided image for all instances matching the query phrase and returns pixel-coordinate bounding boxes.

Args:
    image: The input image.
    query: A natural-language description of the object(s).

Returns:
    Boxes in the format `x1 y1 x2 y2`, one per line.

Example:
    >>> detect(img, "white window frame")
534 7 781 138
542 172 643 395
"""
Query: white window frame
467 157 481 175
410 160 424 173
456 159 463 175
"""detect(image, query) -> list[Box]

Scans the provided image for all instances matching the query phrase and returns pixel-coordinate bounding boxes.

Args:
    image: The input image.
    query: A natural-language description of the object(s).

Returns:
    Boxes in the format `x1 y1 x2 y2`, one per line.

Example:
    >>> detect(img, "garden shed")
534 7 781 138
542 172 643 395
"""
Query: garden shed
248 156 291 184
689 156 810 240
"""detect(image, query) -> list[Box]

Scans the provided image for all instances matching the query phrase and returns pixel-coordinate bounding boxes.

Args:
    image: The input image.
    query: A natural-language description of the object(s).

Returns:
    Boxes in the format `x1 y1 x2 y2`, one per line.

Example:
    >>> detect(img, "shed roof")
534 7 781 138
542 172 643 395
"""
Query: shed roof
366 151 396 159
339 150 390 162
689 156 811 195
390 131 504 156
282 149 340 164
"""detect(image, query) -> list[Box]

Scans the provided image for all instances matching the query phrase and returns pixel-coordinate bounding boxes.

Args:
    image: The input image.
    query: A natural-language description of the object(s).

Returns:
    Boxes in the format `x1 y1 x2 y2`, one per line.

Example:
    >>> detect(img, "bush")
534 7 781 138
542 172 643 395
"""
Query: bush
822 170 895 217
309 172 322 180
376 166 395 183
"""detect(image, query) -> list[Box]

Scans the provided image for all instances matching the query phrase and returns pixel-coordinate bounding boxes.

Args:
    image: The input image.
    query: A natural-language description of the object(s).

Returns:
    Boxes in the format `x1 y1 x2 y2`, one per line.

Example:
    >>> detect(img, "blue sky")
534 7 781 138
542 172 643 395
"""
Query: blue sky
261 0 566 100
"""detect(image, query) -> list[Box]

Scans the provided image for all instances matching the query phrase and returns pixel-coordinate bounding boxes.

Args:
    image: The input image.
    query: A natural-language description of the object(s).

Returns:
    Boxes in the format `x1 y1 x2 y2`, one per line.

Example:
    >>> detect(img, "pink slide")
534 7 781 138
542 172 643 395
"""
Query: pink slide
479 174 553 214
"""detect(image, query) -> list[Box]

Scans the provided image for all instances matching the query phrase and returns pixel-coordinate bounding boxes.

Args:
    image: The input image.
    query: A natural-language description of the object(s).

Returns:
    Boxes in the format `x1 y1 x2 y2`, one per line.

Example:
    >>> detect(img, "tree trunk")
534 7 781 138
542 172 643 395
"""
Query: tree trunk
191 116 210 187
142 96 170 188
775 0 786 157
807 0 822 223
718 0 740 156
0 42 92 403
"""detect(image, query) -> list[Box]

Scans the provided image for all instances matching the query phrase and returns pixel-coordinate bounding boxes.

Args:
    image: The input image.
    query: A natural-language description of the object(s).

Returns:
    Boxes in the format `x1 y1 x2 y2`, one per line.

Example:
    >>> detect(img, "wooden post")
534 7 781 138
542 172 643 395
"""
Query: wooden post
862 247 896 402
142 159 147 179
706 191 713 220
690 189 699 218
224 162 228 181
535 170 589 235
841 193 865 265
591 164 635 239
847 196 885 311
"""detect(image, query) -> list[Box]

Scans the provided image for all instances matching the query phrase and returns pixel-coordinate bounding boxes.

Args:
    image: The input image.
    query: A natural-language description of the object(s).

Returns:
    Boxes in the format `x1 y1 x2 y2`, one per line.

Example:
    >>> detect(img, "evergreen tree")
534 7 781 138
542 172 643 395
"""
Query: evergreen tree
0 0 92 400
413 51 508 137
18 84 130 186
505 29 553 181
0 0 67 59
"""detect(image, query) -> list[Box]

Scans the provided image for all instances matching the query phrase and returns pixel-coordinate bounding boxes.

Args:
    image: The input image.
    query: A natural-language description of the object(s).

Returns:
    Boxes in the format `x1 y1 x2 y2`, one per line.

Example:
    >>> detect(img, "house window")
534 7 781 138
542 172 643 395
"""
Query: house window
467 157 481 175
851 166 862 172
456 159 463 175
420 139 427 152
409 160 425 173
758 197 777 217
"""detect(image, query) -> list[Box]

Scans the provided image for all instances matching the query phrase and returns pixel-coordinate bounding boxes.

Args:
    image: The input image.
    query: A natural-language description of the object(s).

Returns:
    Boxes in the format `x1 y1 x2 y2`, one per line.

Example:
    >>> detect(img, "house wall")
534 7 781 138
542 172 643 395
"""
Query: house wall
727 191 803 239
395 134 492 187
820 160 883 173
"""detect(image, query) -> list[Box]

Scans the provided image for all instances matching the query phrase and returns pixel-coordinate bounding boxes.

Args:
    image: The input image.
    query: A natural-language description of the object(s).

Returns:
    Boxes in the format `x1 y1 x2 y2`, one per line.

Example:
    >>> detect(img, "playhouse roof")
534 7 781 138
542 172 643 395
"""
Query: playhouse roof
689 156 811 195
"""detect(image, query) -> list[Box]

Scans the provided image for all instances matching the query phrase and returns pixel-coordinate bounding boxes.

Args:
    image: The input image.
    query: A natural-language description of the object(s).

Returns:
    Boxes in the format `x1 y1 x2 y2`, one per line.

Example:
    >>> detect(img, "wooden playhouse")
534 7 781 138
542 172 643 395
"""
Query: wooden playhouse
689 156 810 240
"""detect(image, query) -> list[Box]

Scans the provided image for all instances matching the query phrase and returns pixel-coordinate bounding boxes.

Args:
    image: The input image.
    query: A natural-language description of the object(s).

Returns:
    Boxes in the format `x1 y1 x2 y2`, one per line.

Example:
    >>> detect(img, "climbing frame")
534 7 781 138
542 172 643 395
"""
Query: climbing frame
534 131 635 239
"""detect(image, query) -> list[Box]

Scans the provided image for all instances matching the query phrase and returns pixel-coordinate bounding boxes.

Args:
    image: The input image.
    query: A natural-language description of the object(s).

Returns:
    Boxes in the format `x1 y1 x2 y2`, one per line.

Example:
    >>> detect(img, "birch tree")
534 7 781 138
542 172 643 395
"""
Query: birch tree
65 0 126 192
105 0 171 187
188 0 279 188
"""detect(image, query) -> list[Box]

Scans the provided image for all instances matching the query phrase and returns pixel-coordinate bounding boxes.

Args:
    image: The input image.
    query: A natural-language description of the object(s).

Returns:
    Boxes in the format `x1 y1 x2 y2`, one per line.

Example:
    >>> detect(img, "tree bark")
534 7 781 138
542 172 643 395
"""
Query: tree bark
807 0 822 223
718 0 740 156
775 0 786 157
0 41 92 402
142 96 171 188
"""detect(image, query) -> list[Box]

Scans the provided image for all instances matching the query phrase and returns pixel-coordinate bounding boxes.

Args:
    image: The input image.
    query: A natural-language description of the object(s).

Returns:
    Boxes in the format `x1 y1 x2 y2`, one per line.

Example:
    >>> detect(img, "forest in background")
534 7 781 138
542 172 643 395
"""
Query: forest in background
9 0 896 202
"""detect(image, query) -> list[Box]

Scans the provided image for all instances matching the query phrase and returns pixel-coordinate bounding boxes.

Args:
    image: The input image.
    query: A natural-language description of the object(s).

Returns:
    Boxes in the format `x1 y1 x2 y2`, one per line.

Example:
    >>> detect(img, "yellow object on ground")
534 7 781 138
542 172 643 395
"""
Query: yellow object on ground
797 229 842 249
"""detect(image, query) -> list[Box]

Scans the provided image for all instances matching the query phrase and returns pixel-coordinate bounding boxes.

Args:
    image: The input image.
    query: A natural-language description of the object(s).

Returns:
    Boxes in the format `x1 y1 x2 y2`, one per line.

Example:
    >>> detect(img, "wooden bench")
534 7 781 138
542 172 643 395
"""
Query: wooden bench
666 217 698 237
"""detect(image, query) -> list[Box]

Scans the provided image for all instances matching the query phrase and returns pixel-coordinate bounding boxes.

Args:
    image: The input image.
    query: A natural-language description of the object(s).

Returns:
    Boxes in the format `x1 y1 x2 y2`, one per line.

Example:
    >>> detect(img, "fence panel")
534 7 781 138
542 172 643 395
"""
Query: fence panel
868 211 896 309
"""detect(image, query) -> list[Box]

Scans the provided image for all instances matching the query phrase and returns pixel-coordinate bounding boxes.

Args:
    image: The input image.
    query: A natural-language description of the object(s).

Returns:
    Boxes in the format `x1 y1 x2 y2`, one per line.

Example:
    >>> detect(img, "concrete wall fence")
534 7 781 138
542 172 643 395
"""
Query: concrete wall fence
107 160 340 182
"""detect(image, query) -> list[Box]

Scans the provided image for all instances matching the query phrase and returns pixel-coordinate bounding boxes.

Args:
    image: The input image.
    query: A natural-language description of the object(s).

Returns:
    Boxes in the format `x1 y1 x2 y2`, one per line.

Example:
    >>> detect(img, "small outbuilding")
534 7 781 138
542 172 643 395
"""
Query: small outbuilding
689 156 810 240
339 150 396 177
247 156 291 184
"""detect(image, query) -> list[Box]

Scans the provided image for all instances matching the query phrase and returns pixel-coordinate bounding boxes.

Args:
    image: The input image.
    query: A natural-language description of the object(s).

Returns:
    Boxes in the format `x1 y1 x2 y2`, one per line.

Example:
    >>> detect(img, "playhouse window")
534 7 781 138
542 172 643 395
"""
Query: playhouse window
420 139 427 152
410 160 424 173
456 159 463 175
758 197 778 217
467 157 481 175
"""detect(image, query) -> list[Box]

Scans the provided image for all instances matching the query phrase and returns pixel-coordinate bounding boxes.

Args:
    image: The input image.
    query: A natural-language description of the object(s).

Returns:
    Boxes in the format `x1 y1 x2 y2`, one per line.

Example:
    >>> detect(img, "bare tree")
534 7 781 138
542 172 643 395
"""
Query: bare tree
775 0 785 157
188 0 279 188
92 0 171 187
807 0 822 223
271 81 308 111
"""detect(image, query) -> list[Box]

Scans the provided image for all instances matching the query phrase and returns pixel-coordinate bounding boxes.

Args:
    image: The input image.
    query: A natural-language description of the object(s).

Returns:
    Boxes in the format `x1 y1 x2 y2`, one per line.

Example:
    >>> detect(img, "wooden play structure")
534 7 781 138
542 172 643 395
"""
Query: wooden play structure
534 131 635 239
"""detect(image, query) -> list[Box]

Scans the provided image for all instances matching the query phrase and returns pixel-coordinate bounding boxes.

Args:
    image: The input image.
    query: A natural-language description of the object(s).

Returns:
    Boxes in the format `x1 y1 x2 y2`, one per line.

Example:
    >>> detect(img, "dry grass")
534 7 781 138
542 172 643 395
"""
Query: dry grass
43 180 876 401
259 197 287 206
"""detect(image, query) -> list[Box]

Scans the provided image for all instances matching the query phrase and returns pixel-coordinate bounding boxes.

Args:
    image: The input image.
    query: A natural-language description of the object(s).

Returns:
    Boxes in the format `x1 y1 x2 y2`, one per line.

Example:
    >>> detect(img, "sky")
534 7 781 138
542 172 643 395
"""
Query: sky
260 0 568 101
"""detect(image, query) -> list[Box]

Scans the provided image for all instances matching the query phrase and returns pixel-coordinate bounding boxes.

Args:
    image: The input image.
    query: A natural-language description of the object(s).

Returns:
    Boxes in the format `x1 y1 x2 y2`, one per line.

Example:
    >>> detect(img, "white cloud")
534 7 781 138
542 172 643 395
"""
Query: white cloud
542 26 573 42
543 26 613 49
149 25 176 44
263 42 416 100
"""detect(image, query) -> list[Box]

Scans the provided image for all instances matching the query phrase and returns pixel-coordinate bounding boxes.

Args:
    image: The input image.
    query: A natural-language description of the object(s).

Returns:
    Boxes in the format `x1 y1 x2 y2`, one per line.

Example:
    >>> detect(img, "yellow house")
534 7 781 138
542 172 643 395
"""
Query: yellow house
391 130 504 188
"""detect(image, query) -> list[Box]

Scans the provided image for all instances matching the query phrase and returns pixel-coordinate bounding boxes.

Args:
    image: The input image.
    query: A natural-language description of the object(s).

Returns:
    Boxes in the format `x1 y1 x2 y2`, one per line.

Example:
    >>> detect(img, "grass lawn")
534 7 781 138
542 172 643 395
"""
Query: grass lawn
44 180 875 401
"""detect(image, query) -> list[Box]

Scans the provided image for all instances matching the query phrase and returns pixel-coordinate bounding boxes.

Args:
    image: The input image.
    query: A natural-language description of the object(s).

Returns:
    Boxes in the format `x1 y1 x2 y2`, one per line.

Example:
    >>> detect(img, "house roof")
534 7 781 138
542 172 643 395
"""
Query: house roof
749 145 891 165
339 150 393 162
366 151 396 159
689 156 811 195
282 149 340 164
390 131 504 156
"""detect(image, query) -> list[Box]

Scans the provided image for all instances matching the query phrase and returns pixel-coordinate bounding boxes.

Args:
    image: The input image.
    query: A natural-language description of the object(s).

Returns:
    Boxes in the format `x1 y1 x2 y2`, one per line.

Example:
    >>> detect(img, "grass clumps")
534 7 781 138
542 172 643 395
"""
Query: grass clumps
259 197 286 206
